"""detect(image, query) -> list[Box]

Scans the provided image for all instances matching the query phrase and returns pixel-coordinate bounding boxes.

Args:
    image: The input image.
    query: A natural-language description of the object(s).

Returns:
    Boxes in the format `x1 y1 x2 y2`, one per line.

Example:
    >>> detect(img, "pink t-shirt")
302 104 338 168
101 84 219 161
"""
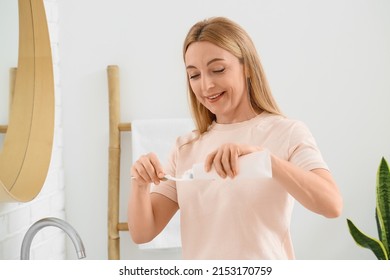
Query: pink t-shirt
152 112 328 259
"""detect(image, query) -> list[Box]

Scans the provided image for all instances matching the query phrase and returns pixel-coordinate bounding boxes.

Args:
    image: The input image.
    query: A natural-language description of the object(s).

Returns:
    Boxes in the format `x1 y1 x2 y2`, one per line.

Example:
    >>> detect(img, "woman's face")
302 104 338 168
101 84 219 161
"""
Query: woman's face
185 41 254 124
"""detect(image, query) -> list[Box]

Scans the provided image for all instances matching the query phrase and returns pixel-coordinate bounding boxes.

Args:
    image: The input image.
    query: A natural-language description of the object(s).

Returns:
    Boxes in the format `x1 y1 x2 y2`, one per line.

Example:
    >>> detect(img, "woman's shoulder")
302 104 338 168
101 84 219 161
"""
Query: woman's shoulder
175 129 199 149
255 112 310 133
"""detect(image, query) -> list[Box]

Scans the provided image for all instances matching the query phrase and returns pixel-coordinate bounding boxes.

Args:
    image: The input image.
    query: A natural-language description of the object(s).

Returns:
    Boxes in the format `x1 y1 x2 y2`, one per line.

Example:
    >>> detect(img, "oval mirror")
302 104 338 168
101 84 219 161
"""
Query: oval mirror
0 0 54 202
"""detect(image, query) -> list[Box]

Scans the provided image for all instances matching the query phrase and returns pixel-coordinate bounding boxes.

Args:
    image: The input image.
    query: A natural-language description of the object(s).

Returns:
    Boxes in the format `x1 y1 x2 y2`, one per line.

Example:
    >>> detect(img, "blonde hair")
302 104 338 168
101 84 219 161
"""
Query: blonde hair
183 17 282 134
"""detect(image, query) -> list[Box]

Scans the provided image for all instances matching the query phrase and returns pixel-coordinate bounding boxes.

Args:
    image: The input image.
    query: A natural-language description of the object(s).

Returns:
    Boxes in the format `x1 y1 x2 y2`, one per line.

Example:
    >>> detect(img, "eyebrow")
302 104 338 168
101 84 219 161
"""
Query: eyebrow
186 58 225 70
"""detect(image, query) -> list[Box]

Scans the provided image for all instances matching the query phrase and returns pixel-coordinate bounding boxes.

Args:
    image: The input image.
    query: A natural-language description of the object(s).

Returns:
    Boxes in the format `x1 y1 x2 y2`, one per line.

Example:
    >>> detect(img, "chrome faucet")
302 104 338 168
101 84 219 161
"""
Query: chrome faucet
20 217 86 260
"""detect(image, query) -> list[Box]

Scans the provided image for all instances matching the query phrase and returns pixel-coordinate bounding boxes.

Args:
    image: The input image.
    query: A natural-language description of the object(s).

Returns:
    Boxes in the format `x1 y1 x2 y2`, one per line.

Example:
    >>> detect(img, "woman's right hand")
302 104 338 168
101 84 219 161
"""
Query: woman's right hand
131 152 165 187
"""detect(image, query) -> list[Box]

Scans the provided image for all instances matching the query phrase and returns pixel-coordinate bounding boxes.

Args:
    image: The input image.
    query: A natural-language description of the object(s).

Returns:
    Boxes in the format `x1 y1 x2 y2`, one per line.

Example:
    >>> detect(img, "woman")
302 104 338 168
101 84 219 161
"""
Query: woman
128 17 342 259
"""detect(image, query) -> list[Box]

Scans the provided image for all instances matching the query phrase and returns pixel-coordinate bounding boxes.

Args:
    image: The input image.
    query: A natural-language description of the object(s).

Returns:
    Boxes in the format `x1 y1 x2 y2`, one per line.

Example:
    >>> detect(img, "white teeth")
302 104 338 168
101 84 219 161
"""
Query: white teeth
208 93 223 99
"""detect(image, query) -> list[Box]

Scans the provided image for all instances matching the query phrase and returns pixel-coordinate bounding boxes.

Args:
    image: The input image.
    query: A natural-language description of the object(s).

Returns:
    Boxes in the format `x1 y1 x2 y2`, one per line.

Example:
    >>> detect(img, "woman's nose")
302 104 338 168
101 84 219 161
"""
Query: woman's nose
201 75 215 92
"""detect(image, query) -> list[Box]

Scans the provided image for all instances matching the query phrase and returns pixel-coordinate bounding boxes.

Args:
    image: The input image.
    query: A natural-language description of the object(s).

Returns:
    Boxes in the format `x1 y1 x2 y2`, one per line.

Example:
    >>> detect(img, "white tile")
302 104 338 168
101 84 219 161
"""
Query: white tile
2 232 24 260
30 198 51 222
8 207 30 233
0 215 8 240
50 191 66 212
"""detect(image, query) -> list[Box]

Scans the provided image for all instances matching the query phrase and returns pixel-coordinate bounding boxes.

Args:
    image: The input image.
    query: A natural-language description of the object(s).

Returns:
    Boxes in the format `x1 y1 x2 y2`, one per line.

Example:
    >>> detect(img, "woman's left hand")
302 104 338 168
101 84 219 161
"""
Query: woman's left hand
205 143 262 179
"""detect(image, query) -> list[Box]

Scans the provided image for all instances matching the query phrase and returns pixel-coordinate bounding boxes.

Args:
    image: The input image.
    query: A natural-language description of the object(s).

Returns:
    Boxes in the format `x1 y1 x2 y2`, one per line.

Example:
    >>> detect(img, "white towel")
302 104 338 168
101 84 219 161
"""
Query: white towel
131 118 195 249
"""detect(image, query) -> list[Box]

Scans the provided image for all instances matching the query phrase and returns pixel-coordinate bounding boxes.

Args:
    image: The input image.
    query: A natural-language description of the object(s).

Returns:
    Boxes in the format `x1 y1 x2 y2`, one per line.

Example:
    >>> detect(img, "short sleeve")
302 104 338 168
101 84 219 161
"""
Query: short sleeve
150 143 179 203
287 121 329 171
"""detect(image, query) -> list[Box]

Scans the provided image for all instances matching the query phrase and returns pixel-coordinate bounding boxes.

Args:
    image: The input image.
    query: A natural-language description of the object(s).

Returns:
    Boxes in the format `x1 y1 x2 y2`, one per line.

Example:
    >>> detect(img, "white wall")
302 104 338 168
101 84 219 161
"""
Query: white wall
59 0 390 259
0 0 68 260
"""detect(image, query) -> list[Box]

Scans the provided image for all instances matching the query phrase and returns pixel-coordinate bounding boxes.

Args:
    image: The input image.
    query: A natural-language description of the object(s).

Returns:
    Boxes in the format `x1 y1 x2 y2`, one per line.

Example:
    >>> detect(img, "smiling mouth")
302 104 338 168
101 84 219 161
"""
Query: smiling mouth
206 92 225 101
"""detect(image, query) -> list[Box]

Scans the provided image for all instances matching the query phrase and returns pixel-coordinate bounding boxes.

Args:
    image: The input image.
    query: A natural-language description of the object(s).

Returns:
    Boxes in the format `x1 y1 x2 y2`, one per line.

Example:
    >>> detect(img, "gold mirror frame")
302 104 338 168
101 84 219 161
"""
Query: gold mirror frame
0 0 54 202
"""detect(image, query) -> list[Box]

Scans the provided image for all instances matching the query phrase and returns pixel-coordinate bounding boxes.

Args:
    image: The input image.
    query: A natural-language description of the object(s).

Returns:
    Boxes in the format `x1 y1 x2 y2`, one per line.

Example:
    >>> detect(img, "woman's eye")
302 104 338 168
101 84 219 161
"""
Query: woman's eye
189 74 200 80
213 68 225 73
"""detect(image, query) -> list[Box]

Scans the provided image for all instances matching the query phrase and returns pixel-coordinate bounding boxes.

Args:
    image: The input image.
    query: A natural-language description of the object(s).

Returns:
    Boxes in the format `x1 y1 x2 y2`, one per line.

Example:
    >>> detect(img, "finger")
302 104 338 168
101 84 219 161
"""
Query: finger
137 155 160 185
213 149 227 178
205 150 217 172
230 149 239 177
131 162 151 184
148 153 165 180
134 157 155 183
224 145 239 178
221 146 234 178
143 153 164 185
131 166 143 181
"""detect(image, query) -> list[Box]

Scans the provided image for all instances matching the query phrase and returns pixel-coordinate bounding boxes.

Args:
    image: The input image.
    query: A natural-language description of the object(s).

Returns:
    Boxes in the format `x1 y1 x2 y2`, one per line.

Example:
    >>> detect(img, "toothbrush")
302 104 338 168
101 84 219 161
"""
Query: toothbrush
131 168 194 182
162 169 194 182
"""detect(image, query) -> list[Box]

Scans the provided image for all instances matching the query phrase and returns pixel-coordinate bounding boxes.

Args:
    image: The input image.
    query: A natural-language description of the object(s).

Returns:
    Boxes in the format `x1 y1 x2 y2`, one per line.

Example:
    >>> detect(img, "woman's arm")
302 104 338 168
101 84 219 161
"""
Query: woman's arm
128 183 178 243
205 143 343 218
127 153 179 244
271 155 342 218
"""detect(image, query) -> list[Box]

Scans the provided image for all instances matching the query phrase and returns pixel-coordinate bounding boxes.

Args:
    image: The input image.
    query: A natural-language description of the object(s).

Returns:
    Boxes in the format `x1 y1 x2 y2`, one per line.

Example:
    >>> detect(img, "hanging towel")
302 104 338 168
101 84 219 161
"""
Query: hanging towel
131 118 195 249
